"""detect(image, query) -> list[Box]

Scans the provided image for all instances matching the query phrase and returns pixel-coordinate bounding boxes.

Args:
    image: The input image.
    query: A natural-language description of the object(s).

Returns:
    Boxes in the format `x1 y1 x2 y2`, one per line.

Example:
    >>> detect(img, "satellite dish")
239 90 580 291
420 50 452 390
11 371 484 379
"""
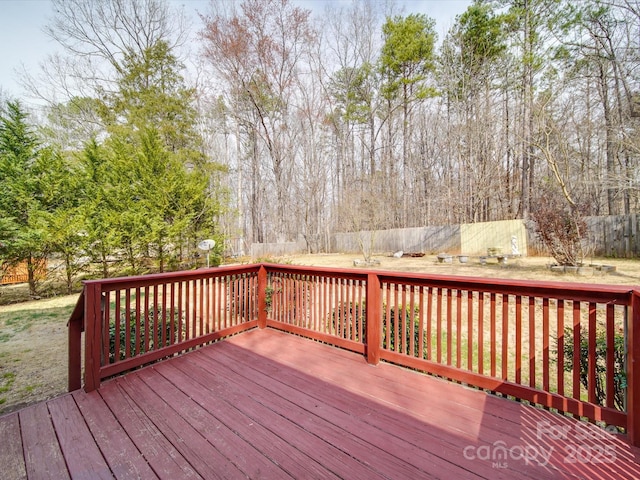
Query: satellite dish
197 239 216 268
198 239 216 251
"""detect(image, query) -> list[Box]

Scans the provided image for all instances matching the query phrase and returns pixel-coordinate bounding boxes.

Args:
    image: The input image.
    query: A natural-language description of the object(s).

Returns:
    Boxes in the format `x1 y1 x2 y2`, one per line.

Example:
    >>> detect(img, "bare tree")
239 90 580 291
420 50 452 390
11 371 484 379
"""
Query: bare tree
23 0 188 105
201 0 316 243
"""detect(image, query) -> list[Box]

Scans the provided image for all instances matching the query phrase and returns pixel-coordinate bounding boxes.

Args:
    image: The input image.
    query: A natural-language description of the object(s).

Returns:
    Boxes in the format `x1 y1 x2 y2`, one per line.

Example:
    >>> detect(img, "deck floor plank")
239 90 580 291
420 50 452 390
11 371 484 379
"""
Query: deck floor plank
47 394 112 480
235 328 528 430
224 329 545 443
153 360 340 480
229 329 640 478
97 381 203 480
223 337 589 479
212 338 552 480
19 401 70 479
3 328 640 479
72 390 158 479
170 352 388 479
114 372 248 479
135 366 296 480
200 342 493 479
0 413 27 479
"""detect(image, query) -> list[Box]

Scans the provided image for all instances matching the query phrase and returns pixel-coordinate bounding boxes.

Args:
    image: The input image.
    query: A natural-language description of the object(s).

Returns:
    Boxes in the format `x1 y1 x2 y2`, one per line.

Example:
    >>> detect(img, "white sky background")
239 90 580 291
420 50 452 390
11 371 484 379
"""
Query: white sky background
0 0 472 101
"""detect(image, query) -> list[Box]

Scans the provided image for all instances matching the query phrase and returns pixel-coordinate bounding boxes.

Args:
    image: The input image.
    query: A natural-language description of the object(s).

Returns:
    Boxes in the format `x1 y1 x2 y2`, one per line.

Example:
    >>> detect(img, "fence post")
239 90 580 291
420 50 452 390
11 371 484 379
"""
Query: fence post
258 265 268 329
366 273 381 365
628 291 640 446
83 282 102 392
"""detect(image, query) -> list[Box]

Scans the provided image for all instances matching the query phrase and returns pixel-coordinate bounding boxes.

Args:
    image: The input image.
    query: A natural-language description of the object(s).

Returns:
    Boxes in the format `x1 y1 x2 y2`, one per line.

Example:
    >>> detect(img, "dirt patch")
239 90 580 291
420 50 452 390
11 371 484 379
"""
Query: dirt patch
1 254 639 415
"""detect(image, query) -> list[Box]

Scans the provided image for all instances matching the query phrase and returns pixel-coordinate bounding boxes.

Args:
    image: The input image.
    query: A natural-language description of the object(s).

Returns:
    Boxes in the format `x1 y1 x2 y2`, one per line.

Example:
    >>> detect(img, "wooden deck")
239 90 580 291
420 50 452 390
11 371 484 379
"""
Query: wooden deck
2 328 640 479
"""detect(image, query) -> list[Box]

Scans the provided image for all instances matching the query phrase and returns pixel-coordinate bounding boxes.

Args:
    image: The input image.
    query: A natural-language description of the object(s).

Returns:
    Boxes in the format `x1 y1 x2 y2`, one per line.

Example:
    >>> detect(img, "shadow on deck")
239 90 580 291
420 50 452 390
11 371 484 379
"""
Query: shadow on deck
2 328 639 479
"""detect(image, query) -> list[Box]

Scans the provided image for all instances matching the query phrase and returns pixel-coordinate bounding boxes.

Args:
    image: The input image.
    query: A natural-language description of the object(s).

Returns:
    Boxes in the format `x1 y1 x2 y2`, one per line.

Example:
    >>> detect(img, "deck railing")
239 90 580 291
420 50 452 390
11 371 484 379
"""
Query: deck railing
69 263 640 446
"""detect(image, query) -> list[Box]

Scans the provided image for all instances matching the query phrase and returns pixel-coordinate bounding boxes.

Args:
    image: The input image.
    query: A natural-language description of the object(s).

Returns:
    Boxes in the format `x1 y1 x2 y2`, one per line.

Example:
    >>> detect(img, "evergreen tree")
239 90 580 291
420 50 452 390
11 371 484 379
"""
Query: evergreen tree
0 102 50 295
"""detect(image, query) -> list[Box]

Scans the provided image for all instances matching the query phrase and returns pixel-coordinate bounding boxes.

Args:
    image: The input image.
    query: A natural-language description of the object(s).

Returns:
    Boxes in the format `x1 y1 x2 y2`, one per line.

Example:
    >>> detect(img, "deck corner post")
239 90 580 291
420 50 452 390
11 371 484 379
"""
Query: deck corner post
68 292 84 392
83 282 102 392
628 290 640 446
258 265 268 329
366 273 381 365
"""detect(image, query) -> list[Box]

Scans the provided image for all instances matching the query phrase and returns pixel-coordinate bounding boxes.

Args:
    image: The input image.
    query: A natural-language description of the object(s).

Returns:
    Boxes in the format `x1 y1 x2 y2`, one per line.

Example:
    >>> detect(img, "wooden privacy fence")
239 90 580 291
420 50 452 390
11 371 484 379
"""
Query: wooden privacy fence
69 263 640 446
0 261 47 285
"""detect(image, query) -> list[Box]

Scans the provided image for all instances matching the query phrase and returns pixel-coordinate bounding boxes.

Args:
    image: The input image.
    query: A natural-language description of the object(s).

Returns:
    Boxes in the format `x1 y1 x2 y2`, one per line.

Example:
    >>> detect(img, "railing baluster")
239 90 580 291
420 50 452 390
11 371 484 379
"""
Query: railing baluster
135 288 141 355
557 299 565 396
502 294 509 380
214 276 220 330
572 300 581 400
114 292 121 363
543 297 549 392
199 278 204 334
333 276 340 335
467 291 473 371
426 286 432 361
170 282 175 345
346 278 352 339
456 289 462 368
490 292 496 377
144 286 150 353
419 286 425 360
161 284 167 347
446 289 452 366
515 295 522 384
606 303 615 409
588 302 597 404
437 288 442 364
125 289 131 359
385 283 391 351
478 292 484 376
401 285 408 354
410 285 416 358
529 297 535 389
393 284 400 353
358 280 364 342
177 282 183 342
152 285 159 347
102 291 110 364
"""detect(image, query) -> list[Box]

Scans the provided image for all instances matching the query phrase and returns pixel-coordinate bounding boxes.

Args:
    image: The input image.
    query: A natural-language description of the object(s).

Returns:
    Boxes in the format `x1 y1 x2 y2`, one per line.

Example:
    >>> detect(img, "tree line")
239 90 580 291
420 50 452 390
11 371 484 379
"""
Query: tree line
1 0 638 293
200 0 640 253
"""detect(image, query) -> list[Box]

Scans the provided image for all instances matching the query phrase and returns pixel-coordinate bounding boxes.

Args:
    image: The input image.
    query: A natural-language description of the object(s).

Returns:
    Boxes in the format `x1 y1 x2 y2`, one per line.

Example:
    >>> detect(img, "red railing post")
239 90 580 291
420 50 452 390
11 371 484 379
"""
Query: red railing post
258 265 268 329
83 282 102 392
67 291 85 391
628 290 640 446
366 273 381 365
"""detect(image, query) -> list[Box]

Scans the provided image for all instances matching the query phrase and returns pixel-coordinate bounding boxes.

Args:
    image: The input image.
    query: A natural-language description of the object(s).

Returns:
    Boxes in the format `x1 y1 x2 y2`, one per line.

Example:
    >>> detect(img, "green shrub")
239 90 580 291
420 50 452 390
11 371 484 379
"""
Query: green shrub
331 301 428 359
109 308 181 362
560 326 626 410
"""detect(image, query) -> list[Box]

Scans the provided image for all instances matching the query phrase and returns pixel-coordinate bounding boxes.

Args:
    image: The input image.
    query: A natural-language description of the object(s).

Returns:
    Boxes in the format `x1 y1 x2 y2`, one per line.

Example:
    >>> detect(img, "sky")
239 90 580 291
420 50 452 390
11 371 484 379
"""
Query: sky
0 0 472 101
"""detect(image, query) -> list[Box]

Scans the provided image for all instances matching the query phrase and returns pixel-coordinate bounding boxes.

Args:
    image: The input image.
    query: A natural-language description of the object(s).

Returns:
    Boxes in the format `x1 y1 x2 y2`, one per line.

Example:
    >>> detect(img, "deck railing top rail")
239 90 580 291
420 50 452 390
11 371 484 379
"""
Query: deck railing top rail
68 263 640 446
263 262 634 301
